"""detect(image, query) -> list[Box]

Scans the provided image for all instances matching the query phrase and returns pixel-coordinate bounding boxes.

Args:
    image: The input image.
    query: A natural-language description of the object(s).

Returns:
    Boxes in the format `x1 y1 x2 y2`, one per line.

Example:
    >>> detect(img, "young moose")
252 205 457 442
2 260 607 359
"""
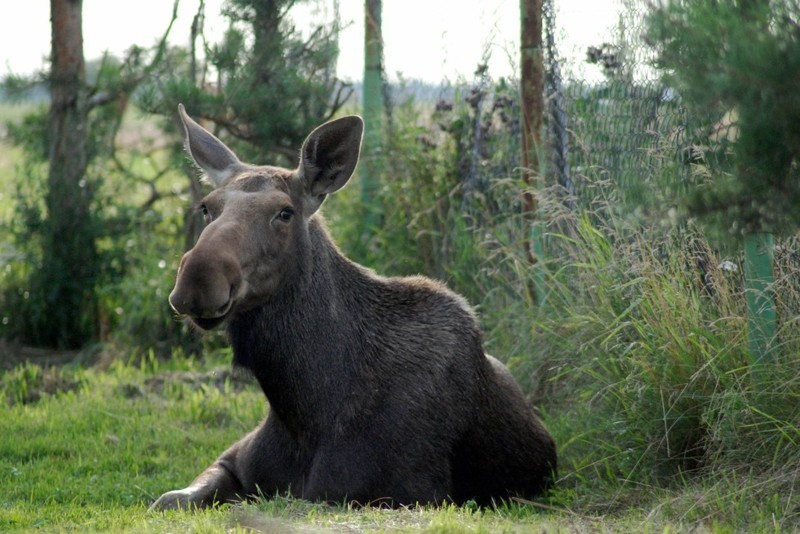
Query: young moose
150 105 557 510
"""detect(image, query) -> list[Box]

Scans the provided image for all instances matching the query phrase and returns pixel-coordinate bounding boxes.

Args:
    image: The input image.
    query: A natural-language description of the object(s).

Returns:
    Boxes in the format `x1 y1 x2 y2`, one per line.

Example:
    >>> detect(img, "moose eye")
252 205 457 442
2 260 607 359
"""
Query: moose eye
199 203 211 221
277 208 294 222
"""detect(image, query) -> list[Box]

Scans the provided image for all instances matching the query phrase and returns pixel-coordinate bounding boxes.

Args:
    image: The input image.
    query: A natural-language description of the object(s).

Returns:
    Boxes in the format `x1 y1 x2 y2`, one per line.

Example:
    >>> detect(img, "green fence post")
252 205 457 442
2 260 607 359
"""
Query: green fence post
743 232 776 364
529 221 546 306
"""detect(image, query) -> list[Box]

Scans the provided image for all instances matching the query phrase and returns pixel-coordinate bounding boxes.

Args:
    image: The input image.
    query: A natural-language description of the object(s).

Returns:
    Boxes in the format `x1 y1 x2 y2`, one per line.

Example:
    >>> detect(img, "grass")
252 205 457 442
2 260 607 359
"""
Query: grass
0 351 570 532
0 343 796 532
0 352 259 531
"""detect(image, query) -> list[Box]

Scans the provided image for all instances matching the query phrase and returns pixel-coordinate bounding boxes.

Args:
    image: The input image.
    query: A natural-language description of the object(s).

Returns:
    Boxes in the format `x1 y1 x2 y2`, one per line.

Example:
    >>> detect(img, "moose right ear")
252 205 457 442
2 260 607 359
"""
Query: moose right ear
178 104 241 187
298 115 363 212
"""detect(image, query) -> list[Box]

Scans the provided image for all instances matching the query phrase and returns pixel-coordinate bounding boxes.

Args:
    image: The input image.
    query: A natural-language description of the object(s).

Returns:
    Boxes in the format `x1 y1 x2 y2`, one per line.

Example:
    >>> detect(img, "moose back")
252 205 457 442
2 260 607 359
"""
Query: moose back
150 105 557 510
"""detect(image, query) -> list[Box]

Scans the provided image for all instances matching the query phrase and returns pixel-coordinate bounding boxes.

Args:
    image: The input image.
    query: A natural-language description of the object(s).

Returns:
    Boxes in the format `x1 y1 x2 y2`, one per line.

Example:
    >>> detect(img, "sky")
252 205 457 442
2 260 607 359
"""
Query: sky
0 0 621 84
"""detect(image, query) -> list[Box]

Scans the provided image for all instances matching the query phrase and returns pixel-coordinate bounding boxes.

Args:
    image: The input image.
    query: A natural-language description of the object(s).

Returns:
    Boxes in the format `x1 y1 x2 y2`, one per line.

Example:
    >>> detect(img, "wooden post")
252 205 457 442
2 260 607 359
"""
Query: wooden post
520 0 546 306
362 0 384 235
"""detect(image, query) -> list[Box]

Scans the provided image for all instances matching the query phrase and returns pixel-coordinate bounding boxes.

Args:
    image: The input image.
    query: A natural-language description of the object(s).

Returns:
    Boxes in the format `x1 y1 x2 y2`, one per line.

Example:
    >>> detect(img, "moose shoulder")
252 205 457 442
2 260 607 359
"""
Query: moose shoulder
150 105 557 510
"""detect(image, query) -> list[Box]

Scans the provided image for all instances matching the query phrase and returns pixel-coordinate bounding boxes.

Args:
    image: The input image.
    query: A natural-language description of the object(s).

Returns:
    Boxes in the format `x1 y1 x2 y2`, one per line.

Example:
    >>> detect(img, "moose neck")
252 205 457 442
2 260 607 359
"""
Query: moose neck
226 215 367 438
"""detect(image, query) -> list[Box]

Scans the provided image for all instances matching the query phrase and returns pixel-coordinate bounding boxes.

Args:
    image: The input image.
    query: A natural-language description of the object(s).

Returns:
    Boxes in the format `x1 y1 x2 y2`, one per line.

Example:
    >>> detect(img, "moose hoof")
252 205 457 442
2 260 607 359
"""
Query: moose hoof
149 488 204 512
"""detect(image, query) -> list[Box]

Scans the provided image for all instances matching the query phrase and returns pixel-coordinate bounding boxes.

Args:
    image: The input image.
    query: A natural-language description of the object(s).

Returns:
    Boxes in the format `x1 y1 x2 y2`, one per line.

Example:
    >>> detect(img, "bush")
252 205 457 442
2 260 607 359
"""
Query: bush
532 186 799 495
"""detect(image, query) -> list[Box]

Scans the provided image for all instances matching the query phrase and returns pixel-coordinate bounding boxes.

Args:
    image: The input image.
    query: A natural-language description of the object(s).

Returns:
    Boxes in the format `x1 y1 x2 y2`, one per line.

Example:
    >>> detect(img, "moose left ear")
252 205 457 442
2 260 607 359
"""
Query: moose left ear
178 104 242 188
299 115 363 207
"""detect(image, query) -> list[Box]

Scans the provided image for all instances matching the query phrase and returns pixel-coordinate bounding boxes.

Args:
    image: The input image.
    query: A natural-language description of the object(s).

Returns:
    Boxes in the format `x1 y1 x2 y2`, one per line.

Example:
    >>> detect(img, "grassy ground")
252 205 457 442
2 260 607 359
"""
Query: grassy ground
0 351 567 533
0 347 792 533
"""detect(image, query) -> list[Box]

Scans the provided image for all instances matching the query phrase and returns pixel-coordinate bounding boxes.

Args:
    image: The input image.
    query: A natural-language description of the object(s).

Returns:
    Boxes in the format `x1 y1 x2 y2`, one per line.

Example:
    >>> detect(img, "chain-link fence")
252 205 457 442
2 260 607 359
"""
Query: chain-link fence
543 0 735 213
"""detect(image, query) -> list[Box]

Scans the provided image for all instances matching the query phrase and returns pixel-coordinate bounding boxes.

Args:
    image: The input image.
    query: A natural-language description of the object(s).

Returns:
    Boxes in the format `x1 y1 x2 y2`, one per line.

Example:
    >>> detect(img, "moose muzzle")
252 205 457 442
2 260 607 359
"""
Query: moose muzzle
169 241 243 330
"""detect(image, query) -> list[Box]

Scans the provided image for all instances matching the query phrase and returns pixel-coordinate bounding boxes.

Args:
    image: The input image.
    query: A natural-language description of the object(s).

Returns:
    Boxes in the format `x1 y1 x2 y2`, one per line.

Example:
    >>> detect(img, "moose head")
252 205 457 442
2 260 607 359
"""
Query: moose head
168 105 363 330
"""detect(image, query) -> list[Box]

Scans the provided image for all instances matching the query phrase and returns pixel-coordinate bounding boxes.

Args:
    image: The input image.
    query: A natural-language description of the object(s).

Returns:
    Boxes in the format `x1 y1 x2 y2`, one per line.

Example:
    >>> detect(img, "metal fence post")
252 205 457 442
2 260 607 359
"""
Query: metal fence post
743 232 777 364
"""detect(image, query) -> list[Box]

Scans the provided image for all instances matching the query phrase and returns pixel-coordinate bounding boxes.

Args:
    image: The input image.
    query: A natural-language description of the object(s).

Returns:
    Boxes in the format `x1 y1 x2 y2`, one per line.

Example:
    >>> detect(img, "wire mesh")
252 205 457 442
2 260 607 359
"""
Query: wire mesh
543 0 736 211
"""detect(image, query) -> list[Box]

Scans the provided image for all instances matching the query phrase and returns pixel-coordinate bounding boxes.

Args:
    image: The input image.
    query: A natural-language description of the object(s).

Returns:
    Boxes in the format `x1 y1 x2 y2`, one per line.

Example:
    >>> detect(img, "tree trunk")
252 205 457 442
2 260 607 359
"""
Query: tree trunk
520 0 546 306
44 0 96 348
361 0 384 235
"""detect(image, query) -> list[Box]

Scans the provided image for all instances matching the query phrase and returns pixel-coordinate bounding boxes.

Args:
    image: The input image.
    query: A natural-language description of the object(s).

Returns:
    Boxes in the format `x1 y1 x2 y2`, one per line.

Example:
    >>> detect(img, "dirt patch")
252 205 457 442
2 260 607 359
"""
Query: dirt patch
0 340 84 371
143 367 256 395
1 362 86 405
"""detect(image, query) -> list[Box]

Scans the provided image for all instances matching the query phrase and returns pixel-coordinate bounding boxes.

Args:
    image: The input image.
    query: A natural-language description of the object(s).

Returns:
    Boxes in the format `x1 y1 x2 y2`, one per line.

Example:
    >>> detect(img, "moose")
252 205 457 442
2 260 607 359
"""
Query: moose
150 105 557 510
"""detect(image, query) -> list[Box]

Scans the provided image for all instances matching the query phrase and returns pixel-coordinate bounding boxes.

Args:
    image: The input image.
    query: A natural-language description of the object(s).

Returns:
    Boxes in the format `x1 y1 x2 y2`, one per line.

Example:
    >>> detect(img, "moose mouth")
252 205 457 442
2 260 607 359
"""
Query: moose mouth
186 299 236 330
172 285 241 331
190 314 229 331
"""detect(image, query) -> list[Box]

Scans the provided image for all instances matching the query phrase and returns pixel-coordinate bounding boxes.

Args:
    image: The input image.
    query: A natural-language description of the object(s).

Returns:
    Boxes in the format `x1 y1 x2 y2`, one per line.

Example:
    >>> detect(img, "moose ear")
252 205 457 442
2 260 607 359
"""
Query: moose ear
178 104 241 188
298 115 363 207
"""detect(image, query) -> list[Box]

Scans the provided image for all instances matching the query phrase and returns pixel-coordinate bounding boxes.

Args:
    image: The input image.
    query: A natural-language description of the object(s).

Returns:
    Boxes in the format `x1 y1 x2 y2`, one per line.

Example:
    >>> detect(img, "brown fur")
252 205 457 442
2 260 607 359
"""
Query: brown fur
150 105 557 510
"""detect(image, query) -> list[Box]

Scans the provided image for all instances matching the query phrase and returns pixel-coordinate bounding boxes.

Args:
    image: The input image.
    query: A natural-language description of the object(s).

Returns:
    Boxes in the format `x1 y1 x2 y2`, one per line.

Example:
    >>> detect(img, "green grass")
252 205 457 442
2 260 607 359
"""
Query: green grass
0 352 262 531
0 347 796 532
0 352 573 533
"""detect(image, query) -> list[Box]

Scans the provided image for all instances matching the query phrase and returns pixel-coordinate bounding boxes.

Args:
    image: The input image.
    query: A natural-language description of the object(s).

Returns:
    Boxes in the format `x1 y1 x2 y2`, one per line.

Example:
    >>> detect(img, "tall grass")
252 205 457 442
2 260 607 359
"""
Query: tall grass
487 187 797 526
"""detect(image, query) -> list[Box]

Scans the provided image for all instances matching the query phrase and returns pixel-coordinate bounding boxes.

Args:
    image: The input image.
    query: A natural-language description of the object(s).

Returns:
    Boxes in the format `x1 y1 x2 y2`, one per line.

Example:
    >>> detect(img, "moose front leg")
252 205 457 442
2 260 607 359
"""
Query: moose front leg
149 430 255 511
150 416 302 511
149 460 243 511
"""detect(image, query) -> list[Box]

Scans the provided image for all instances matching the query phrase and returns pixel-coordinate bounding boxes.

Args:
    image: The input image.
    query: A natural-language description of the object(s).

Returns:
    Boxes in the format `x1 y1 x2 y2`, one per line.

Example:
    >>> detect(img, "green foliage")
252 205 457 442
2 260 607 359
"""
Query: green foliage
139 0 349 168
1 112 139 348
0 18 192 349
0 99 213 356
329 77 524 302
645 0 800 235
533 189 799 529
1 175 100 348
3 104 49 160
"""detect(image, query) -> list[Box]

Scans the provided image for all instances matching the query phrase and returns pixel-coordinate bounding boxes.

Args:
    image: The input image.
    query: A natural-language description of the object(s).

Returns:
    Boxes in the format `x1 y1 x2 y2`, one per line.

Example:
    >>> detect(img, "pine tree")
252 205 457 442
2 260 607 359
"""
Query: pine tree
146 0 350 168
647 0 800 234
520 0 546 306
2 2 181 350
646 0 800 361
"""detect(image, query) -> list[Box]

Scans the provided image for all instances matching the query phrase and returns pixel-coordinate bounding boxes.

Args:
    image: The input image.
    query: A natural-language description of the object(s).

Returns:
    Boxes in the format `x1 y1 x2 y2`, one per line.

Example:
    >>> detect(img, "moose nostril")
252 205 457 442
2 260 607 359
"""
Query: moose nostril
216 299 231 316
218 282 239 314
209 281 239 317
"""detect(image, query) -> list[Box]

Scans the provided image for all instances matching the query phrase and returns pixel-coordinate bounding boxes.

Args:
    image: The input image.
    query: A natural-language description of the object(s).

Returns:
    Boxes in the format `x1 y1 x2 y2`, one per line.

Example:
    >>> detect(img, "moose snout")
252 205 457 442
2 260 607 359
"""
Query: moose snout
169 249 243 327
